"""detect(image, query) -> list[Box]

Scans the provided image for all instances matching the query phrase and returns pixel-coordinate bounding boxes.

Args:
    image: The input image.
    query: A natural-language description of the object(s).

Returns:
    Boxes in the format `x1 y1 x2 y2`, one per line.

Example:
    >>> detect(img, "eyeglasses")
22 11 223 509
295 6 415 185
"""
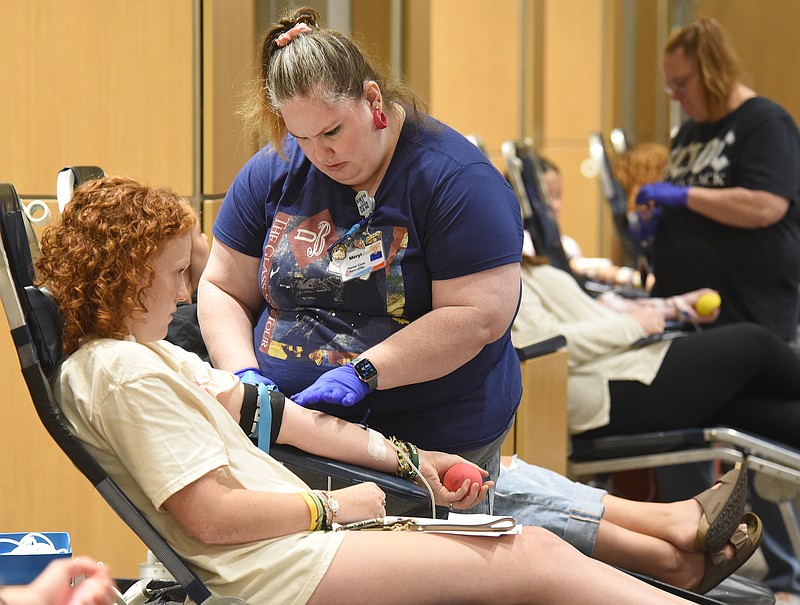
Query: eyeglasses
664 72 696 96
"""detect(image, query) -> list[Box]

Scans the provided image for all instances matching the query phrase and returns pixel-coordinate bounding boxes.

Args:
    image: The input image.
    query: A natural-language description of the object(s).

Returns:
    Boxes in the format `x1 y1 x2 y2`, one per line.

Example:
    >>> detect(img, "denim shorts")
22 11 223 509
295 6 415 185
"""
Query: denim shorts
394 423 512 518
454 421 515 515
493 456 606 556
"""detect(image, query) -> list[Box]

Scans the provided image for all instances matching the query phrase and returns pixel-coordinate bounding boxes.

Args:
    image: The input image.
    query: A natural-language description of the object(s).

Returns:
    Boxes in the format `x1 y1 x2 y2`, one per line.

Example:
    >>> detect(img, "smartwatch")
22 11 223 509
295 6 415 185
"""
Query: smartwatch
350 356 378 391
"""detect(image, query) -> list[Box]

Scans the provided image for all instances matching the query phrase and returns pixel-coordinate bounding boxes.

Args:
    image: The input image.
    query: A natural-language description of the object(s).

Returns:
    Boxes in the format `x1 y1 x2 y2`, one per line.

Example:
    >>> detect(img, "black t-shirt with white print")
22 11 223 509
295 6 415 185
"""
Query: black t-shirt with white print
652 97 800 341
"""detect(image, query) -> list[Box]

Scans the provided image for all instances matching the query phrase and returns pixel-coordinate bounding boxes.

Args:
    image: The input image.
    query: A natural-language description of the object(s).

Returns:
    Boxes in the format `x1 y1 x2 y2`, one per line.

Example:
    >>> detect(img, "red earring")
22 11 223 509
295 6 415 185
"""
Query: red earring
373 108 388 130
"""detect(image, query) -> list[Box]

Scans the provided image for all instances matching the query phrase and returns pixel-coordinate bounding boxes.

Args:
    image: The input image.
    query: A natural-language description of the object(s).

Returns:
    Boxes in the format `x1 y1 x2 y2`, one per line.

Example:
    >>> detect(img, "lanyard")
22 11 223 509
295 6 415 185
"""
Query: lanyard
326 191 377 256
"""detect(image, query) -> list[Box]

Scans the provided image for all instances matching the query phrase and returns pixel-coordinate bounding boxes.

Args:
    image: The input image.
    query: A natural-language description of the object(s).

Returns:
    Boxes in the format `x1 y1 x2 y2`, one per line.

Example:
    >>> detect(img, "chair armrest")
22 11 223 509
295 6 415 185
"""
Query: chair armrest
269 443 430 503
515 335 567 361
570 429 709 461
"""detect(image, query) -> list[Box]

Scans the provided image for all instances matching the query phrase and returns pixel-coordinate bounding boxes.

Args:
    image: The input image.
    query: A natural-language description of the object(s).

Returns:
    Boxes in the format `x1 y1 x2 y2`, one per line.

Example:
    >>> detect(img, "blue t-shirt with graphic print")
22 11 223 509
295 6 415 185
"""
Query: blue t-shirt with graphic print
213 118 523 451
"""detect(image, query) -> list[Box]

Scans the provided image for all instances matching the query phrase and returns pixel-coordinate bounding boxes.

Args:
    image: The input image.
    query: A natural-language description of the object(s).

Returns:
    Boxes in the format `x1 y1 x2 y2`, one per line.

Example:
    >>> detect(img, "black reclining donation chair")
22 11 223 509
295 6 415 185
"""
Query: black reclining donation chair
609 127 632 155
568 418 800 605
501 138 649 299
500 138 571 274
570 426 800 562
0 184 225 604
587 130 654 278
0 181 434 603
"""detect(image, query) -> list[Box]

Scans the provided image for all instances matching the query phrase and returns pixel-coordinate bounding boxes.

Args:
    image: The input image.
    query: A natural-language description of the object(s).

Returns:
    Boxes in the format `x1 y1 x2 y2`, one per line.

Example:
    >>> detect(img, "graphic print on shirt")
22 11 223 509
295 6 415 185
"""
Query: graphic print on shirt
386 227 410 322
257 209 409 366
666 129 735 188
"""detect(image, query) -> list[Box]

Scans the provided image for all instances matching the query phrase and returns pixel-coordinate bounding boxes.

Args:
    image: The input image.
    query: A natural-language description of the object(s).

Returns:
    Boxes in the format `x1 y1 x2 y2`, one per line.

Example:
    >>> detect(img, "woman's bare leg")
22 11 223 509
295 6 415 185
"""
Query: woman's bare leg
603 494 704 552
590 493 752 588
308 527 694 605
592 516 705 588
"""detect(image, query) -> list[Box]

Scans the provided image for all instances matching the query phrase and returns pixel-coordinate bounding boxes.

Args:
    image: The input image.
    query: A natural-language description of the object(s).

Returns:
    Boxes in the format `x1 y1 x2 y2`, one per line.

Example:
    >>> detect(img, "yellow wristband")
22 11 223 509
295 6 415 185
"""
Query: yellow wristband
298 491 320 532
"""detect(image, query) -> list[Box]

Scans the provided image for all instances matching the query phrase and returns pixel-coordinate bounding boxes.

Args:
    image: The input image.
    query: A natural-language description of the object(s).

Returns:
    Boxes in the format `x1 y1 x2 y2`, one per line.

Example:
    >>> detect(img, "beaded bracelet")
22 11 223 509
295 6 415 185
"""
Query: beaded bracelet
314 490 340 530
389 436 419 480
407 441 419 470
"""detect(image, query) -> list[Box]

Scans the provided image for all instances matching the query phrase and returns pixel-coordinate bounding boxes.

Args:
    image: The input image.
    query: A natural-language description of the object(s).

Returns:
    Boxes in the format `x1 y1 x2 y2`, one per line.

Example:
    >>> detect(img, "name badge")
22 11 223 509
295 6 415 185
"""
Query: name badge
340 234 385 282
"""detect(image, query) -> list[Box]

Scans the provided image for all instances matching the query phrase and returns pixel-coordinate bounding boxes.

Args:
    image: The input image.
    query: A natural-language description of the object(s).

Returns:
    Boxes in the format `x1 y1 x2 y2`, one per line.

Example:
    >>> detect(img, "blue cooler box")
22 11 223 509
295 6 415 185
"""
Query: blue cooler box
0 532 71 585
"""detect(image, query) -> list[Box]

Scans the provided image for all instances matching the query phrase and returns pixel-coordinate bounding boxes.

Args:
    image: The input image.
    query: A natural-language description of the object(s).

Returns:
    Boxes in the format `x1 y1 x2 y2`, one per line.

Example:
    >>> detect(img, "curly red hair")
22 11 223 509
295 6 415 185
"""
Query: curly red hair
36 177 197 354
612 143 669 213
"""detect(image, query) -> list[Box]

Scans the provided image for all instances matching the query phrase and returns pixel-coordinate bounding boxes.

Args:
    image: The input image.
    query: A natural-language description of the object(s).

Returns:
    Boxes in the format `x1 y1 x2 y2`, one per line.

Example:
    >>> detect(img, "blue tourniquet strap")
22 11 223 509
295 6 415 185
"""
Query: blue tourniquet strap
256 383 276 454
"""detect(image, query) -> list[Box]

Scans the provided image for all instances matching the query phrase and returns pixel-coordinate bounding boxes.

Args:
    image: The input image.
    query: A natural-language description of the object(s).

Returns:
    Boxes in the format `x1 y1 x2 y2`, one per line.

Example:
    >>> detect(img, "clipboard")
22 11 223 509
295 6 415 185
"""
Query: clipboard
335 513 520 537
632 329 692 348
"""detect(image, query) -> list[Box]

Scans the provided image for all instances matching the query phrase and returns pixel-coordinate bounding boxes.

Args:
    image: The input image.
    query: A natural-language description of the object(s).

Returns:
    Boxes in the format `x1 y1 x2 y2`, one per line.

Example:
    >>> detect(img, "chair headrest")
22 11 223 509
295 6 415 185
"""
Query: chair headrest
0 183 36 288
56 166 105 213
24 286 64 378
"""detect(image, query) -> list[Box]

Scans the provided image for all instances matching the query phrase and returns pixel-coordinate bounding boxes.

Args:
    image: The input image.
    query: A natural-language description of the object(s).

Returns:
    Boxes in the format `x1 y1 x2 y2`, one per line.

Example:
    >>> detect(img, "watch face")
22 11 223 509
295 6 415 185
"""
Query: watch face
354 357 378 380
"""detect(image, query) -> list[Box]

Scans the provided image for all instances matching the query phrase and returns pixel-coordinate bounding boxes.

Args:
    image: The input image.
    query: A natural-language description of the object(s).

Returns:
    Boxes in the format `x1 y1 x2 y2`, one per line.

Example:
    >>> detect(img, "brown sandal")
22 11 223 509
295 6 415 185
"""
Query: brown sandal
694 512 762 594
693 461 748 552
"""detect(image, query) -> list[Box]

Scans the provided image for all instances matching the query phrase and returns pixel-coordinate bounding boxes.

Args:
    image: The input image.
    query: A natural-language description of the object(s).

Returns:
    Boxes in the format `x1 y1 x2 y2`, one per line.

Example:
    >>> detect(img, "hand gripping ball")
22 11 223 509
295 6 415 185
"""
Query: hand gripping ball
443 463 483 492
695 292 721 316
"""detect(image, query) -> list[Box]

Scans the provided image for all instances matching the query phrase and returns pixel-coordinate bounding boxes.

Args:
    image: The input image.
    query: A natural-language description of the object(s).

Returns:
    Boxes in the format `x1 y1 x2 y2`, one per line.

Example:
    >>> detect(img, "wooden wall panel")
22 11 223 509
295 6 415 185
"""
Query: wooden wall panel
203 0 258 197
403 2 432 114
513 350 569 475
203 198 224 238
541 2 603 143
0 0 195 196
540 0 606 258
425 0 522 165
352 0 393 71
694 0 800 124
632 0 669 145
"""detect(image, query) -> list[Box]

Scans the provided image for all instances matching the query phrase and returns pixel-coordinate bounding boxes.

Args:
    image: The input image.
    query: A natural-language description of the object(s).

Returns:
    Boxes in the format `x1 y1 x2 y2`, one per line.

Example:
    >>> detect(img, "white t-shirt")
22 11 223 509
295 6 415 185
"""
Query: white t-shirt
55 337 345 605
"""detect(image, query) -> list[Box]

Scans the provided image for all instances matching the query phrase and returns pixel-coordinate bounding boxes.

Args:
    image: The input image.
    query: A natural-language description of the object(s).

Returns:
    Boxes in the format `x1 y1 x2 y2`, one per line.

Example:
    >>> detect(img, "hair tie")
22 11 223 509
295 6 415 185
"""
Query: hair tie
276 22 312 47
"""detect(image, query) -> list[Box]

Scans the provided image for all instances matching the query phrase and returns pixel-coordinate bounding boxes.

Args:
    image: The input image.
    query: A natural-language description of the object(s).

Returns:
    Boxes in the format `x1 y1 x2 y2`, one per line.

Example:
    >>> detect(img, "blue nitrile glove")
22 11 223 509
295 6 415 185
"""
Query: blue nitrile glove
292 364 370 407
235 367 277 389
636 181 689 208
627 206 662 249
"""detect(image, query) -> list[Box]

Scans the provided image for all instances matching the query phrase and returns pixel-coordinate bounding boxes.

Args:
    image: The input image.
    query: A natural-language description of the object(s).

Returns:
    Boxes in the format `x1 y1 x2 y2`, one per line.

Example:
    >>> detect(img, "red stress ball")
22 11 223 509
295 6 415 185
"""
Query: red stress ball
443 462 483 492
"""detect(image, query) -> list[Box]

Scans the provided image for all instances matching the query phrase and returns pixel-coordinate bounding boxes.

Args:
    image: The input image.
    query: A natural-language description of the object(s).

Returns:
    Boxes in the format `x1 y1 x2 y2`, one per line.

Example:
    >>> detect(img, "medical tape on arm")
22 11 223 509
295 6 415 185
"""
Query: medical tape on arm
367 428 387 461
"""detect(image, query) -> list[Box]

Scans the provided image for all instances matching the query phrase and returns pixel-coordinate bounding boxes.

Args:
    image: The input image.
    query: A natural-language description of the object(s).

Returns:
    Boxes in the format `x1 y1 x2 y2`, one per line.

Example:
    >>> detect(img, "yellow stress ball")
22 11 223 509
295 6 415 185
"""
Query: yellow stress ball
695 292 721 316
